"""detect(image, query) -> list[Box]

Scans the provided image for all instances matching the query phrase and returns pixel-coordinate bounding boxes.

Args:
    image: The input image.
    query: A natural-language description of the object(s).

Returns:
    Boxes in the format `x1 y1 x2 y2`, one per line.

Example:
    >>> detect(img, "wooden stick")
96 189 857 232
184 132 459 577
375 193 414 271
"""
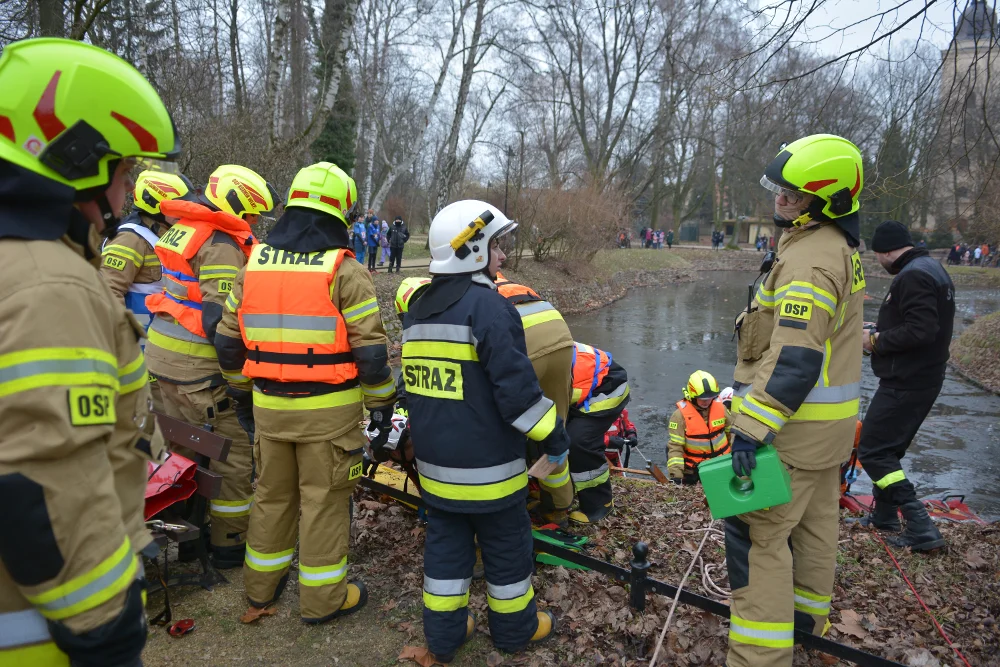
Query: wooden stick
527 457 558 480
609 466 654 477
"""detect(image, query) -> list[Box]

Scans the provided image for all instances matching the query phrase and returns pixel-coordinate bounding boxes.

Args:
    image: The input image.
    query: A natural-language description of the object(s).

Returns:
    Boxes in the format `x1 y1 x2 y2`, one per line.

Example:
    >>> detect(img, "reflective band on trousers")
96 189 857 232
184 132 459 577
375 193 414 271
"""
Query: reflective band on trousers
874 469 906 489
0 347 119 398
572 463 610 490
0 608 52 649
118 354 148 395
245 546 294 572
25 538 137 621
794 588 832 616
299 556 348 587
540 464 570 489
210 498 253 516
402 323 479 347
487 576 534 614
728 615 794 649
423 576 472 612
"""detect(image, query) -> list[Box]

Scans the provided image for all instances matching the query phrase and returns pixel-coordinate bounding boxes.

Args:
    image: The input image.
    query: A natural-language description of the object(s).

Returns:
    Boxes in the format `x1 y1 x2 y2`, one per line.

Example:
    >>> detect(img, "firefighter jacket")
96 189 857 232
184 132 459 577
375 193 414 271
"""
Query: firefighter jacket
495 273 573 360
402 275 570 514
731 221 864 470
99 211 165 335
667 400 731 476
215 212 395 443
145 199 255 385
0 219 165 663
569 343 630 418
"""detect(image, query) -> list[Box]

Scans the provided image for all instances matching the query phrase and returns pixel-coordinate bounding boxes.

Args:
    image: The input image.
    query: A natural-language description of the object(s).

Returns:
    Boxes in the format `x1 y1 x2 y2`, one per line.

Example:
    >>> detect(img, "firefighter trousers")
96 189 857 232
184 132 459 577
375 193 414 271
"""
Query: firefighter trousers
567 409 620 516
158 380 253 548
531 346 574 511
423 505 538 656
724 463 840 667
858 383 941 506
243 432 363 621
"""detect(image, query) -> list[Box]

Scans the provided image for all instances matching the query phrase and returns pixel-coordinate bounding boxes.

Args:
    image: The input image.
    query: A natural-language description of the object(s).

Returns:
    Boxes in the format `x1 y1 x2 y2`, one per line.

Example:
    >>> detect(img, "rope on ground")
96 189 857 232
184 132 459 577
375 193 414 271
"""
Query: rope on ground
649 525 714 667
870 530 973 667
681 525 730 599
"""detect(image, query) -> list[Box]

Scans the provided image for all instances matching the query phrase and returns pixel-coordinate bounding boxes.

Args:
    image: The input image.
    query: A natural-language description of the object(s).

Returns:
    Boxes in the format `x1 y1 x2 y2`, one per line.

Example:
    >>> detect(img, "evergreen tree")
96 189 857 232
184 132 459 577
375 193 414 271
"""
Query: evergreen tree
312 71 358 173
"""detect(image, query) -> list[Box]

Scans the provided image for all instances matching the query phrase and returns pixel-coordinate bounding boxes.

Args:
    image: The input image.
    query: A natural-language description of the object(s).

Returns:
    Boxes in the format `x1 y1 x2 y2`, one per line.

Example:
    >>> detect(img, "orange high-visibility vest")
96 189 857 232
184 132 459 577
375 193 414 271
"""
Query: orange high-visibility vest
146 200 255 337
238 244 359 384
495 271 541 304
571 343 611 408
676 399 729 471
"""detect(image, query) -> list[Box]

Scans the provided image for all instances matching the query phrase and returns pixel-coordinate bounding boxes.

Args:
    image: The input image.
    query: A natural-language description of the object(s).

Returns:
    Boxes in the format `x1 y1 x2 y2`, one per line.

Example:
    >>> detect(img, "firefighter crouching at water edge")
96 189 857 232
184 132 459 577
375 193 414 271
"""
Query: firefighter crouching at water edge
100 170 199 412
215 162 393 622
667 370 731 484
403 200 567 662
566 342 630 525
0 38 176 665
726 134 865 667
495 271 575 525
144 163 278 567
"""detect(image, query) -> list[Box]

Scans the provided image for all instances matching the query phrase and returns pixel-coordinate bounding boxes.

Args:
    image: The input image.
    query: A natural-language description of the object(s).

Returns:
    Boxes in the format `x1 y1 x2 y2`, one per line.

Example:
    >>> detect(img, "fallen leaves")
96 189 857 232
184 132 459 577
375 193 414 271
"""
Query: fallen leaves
965 549 989 570
833 609 867 639
238 605 276 624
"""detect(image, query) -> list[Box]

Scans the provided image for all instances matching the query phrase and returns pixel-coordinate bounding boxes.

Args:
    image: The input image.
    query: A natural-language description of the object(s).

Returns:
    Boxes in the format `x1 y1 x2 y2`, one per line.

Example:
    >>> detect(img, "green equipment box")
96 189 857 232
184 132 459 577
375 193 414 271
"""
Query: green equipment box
698 445 792 520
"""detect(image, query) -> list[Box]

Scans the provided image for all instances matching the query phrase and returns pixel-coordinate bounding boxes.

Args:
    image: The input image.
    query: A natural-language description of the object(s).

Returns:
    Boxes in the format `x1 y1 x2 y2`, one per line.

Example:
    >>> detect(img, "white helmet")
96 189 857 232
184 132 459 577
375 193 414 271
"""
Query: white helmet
428 200 517 275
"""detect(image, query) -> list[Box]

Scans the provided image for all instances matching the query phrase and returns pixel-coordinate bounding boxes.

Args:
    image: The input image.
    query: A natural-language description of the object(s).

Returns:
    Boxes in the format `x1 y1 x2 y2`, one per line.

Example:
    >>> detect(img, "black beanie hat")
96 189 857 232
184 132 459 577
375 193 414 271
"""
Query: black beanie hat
871 220 913 253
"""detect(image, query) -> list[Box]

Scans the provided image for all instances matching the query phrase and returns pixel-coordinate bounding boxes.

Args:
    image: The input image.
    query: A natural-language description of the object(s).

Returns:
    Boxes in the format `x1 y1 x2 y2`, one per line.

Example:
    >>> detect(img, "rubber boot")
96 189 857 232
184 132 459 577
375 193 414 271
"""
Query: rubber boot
248 572 290 608
568 501 613 526
302 580 369 624
430 610 476 664
540 510 569 530
844 499 901 532
885 501 946 552
529 610 557 644
473 548 485 580
211 543 246 569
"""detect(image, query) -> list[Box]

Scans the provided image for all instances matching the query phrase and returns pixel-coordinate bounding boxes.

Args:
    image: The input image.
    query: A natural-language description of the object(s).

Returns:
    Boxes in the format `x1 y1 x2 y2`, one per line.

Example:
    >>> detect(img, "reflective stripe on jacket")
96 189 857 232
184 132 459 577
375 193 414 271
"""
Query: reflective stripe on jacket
238 244 359 385
146 200 255 338
675 399 730 470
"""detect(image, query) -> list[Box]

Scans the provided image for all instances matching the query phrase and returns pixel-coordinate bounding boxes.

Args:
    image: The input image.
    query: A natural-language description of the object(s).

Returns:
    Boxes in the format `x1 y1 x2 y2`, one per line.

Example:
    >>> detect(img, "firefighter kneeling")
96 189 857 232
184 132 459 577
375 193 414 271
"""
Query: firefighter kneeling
403 200 567 661
667 370 731 484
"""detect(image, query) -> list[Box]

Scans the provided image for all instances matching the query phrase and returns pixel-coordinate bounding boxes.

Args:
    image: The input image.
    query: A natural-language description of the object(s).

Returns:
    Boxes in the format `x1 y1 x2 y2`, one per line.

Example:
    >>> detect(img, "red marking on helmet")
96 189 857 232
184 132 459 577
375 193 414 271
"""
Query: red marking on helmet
239 182 269 208
802 178 836 192
209 176 220 198
849 164 861 197
345 189 353 209
147 180 180 196
33 71 66 141
111 111 158 152
0 116 13 143
289 189 341 208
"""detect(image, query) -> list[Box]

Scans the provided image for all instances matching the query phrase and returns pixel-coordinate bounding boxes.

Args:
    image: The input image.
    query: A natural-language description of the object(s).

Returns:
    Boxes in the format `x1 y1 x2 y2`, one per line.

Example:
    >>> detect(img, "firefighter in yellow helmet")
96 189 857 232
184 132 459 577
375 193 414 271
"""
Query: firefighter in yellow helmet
725 134 865 667
100 170 198 411
215 162 395 623
0 38 175 665
494 271 575 526
144 163 279 568
666 370 731 484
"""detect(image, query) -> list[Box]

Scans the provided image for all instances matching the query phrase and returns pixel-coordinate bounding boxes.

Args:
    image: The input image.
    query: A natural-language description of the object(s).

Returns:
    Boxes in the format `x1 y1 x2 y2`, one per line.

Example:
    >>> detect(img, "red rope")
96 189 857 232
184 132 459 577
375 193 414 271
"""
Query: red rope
869 531 973 667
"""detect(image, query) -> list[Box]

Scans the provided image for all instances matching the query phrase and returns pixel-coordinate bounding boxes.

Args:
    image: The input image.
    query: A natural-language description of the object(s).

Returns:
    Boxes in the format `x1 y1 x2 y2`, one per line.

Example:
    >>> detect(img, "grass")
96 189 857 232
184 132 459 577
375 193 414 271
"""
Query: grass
588 248 691 277
945 264 1000 288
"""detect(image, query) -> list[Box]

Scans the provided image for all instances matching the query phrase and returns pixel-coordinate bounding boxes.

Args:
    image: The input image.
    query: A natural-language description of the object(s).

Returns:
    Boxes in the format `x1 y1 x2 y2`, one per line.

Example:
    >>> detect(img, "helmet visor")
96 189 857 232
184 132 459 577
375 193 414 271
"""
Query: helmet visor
760 175 805 204
132 157 179 175
492 221 518 254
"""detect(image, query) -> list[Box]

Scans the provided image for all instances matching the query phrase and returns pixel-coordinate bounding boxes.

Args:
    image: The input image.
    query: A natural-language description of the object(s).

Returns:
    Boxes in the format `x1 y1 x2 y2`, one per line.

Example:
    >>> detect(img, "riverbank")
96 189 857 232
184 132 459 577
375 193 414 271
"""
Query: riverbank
141 477 1000 667
951 311 1000 393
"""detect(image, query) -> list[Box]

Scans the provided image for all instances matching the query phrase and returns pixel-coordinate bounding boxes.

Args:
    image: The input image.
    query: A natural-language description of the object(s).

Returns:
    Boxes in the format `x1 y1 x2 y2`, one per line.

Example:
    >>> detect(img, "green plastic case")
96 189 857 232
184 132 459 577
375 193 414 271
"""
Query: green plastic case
697 445 792 520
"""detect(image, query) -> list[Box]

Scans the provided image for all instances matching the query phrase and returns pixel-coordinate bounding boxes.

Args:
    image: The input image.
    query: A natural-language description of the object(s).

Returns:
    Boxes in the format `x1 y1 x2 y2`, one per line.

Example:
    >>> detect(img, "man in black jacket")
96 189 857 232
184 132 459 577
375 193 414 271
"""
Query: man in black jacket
387 216 409 273
858 220 954 551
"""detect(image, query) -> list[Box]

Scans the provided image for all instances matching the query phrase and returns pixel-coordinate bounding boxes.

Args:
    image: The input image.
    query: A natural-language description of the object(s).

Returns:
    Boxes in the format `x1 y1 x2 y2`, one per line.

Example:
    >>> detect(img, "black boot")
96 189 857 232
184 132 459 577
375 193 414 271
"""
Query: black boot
845 499 901 532
211 543 247 569
885 501 946 552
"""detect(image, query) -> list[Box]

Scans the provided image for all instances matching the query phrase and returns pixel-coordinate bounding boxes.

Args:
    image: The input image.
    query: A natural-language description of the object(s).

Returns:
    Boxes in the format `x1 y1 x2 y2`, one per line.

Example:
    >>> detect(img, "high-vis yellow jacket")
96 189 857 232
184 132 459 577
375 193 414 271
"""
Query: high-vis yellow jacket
731 222 864 470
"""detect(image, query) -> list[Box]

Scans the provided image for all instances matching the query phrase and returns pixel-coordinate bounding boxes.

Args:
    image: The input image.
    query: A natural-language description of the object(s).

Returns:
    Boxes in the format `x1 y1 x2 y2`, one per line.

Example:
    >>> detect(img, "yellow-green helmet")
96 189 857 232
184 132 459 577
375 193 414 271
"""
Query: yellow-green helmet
683 370 720 401
0 38 179 192
205 164 278 218
286 162 357 225
134 170 195 217
760 134 863 222
395 277 432 318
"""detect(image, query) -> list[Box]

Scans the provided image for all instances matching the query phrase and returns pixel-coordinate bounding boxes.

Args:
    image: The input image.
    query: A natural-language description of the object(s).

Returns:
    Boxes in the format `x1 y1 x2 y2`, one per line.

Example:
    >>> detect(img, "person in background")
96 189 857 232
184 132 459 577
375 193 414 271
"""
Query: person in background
666 228 674 249
367 215 380 272
381 219 390 266
858 220 954 552
351 213 366 265
387 215 409 273
973 245 982 265
667 371 731 484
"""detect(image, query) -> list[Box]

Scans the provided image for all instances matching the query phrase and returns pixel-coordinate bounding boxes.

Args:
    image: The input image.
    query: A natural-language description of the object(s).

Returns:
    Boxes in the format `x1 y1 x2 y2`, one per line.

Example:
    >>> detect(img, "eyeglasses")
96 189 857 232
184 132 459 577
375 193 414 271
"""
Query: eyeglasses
759 175 805 204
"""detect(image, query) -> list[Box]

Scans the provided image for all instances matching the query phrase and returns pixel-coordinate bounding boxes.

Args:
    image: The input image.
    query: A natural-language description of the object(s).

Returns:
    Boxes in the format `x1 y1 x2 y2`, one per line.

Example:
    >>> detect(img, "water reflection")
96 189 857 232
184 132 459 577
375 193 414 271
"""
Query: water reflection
564 270 1000 516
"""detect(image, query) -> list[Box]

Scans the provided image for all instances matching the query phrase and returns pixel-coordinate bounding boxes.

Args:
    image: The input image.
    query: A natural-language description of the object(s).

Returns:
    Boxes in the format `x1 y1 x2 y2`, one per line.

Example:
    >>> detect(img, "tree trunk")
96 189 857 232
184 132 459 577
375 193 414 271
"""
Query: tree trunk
290 0 305 132
361 119 377 210
230 0 244 112
38 0 64 36
170 0 182 53
266 0 292 144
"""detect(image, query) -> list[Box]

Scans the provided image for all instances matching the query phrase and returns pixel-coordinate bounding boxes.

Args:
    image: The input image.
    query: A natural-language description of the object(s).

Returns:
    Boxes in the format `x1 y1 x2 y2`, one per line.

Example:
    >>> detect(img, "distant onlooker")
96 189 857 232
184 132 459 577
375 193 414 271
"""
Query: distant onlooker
645 227 653 248
666 229 674 249
367 216 381 271
387 215 410 273
380 219 390 265
351 213 367 265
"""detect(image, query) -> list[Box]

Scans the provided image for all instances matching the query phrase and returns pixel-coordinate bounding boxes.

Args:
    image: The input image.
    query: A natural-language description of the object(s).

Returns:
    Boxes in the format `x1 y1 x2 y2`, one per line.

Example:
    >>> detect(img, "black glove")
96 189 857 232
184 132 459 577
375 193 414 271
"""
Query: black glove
365 406 393 459
228 388 255 441
669 476 683 486
606 435 626 450
731 433 760 477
